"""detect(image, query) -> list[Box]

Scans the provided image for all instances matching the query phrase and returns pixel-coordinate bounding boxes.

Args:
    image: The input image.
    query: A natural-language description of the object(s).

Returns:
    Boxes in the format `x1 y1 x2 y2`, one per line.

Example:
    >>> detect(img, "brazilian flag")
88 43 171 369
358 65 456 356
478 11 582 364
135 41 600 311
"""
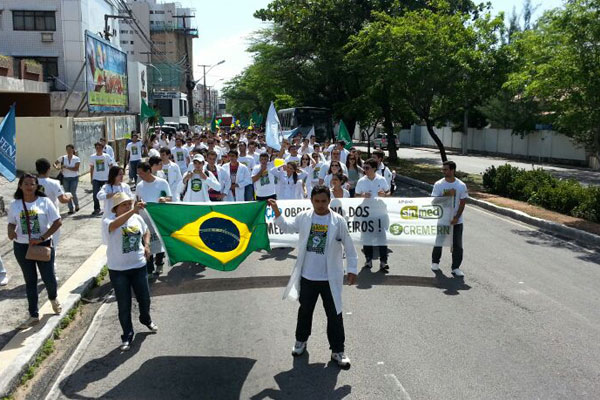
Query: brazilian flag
145 202 270 271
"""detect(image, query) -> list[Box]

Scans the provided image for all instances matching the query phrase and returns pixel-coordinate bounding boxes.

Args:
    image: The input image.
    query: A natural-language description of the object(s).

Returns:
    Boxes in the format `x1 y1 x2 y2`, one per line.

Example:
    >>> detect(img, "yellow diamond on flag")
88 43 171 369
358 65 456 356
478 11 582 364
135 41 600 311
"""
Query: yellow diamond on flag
171 211 252 264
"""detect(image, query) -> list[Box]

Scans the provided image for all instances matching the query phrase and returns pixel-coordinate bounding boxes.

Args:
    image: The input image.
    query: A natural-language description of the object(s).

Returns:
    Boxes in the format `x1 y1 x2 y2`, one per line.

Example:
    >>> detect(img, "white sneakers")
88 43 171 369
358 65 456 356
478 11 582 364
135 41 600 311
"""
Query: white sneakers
51 299 62 314
18 316 40 330
331 352 351 369
146 322 159 332
0 275 8 286
120 340 131 351
451 268 465 277
292 341 307 356
431 263 440 271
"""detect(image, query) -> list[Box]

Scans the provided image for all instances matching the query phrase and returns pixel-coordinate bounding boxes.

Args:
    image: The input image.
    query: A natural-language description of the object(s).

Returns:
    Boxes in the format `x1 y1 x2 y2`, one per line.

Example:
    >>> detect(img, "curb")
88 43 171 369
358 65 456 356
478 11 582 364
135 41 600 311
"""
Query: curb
0 245 107 398
396 175 600 249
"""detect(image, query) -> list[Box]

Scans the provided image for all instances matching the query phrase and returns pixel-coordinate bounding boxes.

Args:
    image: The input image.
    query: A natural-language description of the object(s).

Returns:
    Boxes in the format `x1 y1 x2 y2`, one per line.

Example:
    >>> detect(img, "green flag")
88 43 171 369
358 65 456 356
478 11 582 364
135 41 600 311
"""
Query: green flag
337 120 353 150
140 99 154 121
145 202 270 271
210 113 217 132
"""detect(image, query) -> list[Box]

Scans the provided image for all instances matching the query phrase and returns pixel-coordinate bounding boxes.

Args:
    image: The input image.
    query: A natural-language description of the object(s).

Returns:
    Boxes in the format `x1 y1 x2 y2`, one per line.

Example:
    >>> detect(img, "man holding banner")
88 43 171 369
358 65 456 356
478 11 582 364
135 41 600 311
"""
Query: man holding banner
431 161 468 277
268 186 357 369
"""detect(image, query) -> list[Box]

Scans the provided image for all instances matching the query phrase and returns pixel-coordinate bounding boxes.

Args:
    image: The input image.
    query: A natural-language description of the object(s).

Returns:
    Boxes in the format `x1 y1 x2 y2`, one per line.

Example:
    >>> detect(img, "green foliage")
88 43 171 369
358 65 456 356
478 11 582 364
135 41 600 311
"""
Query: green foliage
483 164 600 222
94 265 109 287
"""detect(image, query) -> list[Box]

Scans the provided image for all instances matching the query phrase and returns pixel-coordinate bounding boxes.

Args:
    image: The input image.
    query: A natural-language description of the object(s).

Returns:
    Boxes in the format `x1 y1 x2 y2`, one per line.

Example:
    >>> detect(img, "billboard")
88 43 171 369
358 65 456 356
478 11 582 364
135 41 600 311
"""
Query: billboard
85 31 128 112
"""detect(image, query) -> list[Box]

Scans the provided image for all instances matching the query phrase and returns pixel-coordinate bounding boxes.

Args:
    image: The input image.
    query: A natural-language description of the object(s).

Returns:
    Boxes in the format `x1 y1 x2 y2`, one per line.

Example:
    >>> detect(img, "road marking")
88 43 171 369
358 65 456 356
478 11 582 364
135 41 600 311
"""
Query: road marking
346 312 352 315
519 281 524 284
377 361 385 365
385 373 412 400
44 299 112 400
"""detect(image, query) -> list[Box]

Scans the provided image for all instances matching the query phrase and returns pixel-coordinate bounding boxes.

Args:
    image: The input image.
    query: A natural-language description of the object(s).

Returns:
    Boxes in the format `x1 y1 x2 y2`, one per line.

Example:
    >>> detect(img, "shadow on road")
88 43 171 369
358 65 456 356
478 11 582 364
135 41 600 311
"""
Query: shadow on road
250 351 350 400
63 352 255 399
259 247 297 261
59 332 153 399
511 229 600 264
356 267 471 296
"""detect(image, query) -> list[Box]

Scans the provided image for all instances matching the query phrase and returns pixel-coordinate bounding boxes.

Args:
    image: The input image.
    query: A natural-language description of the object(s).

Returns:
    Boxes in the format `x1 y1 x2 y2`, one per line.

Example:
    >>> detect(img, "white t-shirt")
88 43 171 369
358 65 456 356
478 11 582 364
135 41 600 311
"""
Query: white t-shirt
89 154 115 181
136 177 172 203
302 213 330 281
431 178 469 224
252 165 278 197
285 155 301 165
171 146 189 173
104 144 115 160
38 177 64 210
238 155 255 171
8 197 60 244
103 214 148 271
126 141 143 162
161 161 183 200
57 155 80 178
318 162 348 180
148 148 160 158
275 169 306 200
355 174 390 199
331 188 350 199
97 183 134 215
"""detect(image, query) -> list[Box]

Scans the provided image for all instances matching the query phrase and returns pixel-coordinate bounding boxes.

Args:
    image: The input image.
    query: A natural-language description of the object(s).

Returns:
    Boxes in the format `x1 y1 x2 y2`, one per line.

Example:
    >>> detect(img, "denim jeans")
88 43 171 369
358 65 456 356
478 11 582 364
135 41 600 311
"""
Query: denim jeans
0 255 7 279
363 245 389 263
129 160 141 184
108 266 152 341
92 179 106 212
62 176 79 212
146 253 165 274
296 278 345 353
432 223 464 269
13 241 57 318
244 184 255 201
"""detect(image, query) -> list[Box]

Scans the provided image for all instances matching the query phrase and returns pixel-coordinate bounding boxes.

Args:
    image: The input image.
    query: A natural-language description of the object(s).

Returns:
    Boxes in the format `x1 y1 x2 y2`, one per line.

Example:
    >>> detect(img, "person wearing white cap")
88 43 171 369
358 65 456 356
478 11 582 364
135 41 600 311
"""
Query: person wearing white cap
103 192 157 351
181 155 221 202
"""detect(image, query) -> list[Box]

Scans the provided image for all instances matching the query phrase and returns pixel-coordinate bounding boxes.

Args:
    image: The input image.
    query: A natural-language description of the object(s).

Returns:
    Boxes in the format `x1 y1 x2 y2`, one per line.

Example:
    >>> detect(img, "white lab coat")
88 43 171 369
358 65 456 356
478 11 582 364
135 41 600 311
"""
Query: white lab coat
275 210 358 314
204 164 231 198
222 162 251 202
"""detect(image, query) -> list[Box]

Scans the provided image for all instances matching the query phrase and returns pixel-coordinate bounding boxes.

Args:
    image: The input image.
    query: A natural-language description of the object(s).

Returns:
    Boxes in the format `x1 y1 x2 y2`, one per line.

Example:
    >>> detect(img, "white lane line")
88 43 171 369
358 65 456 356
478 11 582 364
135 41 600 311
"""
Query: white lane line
385 373 412 400
44 299 112 400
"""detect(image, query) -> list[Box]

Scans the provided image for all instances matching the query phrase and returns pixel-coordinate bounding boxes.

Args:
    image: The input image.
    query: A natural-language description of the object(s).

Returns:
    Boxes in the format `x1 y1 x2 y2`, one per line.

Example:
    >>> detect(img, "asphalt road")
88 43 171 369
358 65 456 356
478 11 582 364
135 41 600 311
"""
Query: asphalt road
46 184 600 400
374 146 600 186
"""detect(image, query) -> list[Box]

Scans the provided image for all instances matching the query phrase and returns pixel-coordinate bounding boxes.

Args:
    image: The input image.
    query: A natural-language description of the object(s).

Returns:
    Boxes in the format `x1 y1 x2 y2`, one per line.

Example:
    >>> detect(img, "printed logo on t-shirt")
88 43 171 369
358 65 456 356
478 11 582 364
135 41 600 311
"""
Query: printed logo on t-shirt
38 185 46 193
259 173 270 186
96 159 106 172
131 145 139 155
162 168 169 183
313 167 320 180
176 152 184 162
443 188 457 207
20 210 40 235
191 178 202 192
306 223 328 254
121 225 141 254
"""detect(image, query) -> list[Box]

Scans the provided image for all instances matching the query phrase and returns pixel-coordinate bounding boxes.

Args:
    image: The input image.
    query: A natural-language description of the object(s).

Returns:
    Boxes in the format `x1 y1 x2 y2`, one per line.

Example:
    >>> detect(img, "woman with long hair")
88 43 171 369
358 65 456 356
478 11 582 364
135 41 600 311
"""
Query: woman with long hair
8 174 62 329
299 154 313 198
346 154 364 198
275 161 306 200
97 166 134 215
330 173 350 199
323 161 345 188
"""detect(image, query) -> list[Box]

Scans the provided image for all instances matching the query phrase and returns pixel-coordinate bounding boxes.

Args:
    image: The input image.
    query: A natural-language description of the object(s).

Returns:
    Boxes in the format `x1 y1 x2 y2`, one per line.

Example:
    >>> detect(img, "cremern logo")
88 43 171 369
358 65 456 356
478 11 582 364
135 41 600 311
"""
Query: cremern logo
400 205 443 220
389 224 451 236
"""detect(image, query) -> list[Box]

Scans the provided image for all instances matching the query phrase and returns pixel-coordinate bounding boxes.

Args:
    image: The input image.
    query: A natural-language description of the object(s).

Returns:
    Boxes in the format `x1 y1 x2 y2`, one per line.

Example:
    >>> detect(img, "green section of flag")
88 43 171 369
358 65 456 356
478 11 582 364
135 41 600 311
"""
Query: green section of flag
337 120 353 150
140 99 154 121
145 202 270 271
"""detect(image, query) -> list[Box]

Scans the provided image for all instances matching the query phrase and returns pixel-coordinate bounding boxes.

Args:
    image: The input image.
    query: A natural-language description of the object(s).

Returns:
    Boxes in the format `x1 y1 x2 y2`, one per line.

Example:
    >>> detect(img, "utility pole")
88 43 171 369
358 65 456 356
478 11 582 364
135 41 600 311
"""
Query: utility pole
174 14 195 126
103 15 133 41
198 61 225 124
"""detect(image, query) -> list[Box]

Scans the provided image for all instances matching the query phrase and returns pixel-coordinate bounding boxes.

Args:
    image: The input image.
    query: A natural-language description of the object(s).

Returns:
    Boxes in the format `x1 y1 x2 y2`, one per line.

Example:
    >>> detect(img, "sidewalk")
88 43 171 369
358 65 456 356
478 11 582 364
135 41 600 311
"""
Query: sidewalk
0 175 105 350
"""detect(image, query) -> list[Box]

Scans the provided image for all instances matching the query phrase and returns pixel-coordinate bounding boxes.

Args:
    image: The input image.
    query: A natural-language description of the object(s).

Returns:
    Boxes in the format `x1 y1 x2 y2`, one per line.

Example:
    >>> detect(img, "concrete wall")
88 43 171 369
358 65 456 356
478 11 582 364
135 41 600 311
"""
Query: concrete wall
407 125 588 164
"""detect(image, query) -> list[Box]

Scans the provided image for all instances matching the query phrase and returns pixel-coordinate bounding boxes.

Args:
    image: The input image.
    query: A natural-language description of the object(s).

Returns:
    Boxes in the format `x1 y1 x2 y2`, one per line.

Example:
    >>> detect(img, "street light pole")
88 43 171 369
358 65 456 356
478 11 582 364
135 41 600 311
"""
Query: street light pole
198 60 225 123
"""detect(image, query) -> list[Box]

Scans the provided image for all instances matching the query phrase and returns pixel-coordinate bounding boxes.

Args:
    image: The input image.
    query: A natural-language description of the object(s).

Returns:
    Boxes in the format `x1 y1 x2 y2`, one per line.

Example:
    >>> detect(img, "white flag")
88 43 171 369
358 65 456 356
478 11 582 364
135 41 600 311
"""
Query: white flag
265 101 282 151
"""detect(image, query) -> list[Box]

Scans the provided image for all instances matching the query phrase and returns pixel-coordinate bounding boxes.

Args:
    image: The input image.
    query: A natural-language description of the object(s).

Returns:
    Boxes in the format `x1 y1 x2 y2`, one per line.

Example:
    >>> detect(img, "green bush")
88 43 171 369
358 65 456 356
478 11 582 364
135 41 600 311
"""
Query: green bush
482 164 600 223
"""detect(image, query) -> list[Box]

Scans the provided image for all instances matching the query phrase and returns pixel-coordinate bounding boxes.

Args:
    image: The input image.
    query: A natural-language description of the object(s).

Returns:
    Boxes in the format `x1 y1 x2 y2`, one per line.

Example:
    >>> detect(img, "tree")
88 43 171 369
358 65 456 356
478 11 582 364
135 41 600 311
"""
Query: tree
505 0 600 160
346 5 502 161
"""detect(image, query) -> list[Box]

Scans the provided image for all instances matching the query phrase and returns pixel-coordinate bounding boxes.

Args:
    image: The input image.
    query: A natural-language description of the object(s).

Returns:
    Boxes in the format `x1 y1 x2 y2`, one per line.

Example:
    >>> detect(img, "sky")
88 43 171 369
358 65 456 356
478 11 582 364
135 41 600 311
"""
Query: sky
178 0 565 91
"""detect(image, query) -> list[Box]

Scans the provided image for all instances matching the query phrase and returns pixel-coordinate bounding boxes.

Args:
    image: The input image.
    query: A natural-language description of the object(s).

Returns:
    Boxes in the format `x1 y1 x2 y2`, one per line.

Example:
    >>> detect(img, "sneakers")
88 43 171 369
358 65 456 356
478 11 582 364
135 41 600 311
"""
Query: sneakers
50 299 62 314
431 263 440 271
155 264 164 275
120 340 131 351
379 262 389 273
18 316 40 330
452 268 465 277
331 352 351 369
363 260 372 269
146 322 158 332
291 341 307 357
0 275 8 286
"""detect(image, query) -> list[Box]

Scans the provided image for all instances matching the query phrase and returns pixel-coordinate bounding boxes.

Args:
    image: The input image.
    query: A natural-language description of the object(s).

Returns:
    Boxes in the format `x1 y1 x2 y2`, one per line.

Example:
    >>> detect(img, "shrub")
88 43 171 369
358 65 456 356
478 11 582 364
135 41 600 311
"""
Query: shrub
530 179 586 215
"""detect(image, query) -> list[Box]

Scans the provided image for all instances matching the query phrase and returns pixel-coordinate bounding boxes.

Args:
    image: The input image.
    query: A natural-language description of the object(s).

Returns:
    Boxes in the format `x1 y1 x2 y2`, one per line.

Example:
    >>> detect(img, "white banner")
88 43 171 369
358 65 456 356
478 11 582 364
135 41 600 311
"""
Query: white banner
266 197 454 247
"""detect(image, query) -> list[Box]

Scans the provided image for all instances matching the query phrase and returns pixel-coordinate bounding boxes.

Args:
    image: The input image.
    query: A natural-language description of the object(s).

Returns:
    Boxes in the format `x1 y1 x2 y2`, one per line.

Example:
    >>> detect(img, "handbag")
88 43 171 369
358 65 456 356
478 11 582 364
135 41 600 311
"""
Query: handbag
22 199 52 262
56 156 64 185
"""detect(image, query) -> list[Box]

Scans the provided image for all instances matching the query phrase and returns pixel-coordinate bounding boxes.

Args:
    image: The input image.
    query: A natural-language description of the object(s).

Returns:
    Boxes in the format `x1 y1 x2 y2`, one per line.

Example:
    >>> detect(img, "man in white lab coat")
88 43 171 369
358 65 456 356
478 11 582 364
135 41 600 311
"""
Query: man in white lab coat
223 150 251 202
268 185 357 369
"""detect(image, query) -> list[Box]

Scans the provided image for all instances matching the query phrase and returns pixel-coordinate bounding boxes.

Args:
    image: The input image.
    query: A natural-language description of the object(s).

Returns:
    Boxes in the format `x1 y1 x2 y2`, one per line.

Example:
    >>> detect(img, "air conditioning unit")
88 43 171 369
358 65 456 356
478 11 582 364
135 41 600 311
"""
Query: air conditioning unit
41 32 54 42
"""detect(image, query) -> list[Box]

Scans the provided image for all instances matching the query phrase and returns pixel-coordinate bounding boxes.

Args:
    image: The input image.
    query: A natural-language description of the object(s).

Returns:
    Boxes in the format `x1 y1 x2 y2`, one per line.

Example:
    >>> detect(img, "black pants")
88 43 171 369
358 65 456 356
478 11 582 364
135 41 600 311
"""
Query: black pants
256 194 277 201
92 179 106 212
146 252 165 274
363 245 388 263
296 278 345 353
432 223 464 269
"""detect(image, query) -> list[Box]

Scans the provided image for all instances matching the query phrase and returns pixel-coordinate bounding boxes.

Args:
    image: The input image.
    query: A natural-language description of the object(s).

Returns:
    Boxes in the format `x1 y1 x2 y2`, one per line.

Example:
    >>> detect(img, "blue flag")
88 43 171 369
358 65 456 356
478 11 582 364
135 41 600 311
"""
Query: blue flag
0 104 16 182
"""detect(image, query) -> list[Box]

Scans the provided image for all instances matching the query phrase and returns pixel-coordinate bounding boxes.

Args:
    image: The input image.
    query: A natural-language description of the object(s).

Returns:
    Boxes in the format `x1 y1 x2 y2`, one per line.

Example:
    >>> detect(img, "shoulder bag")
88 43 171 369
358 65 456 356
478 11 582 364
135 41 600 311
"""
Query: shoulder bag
56 156 65 185
22 199 52 262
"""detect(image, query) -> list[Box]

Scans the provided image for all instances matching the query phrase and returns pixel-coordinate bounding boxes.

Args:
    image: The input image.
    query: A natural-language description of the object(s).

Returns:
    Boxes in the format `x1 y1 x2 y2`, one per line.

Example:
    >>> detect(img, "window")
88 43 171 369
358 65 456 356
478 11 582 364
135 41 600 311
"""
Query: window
121 40 128 44
14 56 58 89
13 11 56 31
154 10 165 14
179 99 187 116
130 41 134 44
155 99 173 117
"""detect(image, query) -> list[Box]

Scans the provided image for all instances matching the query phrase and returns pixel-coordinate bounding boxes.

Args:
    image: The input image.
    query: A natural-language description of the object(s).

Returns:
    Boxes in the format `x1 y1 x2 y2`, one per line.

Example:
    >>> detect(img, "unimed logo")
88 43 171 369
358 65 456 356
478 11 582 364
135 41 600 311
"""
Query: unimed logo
400 205 443 220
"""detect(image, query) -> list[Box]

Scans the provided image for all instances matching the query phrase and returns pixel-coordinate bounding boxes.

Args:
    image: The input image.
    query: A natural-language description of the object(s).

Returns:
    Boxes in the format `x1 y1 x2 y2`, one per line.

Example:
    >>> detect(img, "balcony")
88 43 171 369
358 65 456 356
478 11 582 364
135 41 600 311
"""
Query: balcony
150 22 198 37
